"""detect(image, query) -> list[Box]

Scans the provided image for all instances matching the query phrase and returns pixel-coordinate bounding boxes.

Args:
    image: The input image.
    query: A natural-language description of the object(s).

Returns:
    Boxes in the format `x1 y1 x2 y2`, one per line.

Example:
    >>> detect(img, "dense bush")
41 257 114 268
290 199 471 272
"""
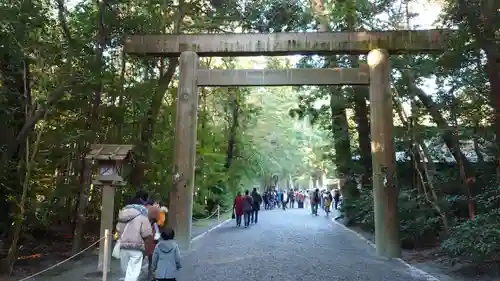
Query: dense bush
342 176 500 261
341 192 374 231
442 210 500 262
441 184 500 262
342 188 443 249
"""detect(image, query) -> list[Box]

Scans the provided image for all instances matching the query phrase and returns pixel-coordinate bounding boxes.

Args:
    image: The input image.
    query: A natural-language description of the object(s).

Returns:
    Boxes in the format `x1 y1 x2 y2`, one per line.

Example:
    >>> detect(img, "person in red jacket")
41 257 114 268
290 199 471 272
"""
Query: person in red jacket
233 192 244 227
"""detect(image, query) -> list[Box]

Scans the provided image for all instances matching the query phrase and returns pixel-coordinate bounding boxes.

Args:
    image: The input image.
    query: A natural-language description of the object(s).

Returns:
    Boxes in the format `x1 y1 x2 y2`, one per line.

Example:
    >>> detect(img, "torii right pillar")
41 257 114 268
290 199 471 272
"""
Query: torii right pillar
367 49 401 258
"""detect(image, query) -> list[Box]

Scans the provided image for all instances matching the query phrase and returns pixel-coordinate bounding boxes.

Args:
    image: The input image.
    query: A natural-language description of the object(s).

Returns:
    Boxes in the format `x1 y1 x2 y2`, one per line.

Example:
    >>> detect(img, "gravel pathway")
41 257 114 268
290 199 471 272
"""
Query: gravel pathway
178 207 435 281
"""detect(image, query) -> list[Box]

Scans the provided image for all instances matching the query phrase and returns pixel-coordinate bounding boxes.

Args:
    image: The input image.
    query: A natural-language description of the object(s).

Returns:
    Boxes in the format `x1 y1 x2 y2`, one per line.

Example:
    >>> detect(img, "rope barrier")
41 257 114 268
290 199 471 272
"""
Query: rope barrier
192 205 220 221
16 236 105 281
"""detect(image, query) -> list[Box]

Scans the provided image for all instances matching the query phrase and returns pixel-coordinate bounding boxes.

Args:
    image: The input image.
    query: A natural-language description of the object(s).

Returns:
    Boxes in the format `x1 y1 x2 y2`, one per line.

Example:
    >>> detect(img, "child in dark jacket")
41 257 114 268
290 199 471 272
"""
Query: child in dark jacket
151 228 182 281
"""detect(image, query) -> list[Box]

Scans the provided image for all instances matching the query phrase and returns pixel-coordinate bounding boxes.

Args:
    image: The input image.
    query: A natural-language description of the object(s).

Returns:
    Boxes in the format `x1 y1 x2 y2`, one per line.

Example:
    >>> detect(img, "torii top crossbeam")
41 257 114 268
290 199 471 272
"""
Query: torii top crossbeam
123 29 452 57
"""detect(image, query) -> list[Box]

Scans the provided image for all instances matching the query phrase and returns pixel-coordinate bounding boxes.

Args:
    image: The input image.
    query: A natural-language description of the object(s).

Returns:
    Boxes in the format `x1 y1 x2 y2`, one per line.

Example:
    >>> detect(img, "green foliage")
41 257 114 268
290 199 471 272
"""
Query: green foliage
0 0 335 268
342 185 443 249
345 164 500 261
341 192 374 231
441 183 500 261
442 209 500 262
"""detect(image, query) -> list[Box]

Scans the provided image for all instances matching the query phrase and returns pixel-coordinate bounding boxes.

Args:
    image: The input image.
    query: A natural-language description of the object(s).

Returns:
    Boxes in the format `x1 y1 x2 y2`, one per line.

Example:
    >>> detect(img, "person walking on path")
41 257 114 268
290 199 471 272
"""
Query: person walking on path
242 190 254 227
297 191 305 208
233 192 244 227
320 191 326 210
276 191 281 208
269 191 276 209
324 191 333 216
116 197 154 281
263 191 270 210
151 227 182 281
146 204 161 280
311 188 320 216
333 189 341 210
288 190 295 208
250 188 262 224
126 191 157 279
304 191 310 208
281 190 288 210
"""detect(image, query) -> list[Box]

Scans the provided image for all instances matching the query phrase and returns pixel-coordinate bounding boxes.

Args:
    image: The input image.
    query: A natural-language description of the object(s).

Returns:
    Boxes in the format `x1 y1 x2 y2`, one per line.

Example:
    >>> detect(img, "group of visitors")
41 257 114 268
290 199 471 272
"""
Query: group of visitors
114 186 341 281
115 191 181 281
232 188 263 227
294 190 307 208
262 189 308 210
309 188 341 216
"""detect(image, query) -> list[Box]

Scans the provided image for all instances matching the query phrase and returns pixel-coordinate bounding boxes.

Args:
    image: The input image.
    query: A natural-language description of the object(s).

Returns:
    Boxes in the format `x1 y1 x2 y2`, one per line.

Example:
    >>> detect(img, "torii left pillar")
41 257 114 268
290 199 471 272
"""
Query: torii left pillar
168 51 199 250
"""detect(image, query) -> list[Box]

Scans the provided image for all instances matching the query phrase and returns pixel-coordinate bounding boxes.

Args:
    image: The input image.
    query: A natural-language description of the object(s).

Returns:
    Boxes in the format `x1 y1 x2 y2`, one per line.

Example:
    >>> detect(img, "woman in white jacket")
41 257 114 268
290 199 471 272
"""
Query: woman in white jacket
281 191 288 210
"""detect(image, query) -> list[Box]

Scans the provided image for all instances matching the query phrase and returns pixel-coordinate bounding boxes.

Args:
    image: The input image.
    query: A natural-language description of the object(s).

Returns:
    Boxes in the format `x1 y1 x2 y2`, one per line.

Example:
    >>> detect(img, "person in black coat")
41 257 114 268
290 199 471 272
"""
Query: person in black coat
288 190 295 208
250 188 262 224
263 191 271 209
334 189 341 209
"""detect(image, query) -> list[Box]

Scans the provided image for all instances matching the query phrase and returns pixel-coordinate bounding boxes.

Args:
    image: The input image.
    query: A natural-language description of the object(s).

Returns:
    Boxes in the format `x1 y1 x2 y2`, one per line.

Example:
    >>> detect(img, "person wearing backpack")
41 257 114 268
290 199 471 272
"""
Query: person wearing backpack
116 197 154 281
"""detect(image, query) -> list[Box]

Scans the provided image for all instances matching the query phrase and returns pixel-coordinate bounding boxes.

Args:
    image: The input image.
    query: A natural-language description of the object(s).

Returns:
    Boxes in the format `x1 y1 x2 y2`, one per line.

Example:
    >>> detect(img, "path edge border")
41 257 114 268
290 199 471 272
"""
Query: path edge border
331 217 442 281
191 218 232 242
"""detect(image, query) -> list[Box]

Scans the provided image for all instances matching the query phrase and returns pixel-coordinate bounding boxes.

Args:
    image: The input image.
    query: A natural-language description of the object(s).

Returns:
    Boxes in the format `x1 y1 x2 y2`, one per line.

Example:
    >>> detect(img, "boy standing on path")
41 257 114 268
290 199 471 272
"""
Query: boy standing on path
151 227 182 281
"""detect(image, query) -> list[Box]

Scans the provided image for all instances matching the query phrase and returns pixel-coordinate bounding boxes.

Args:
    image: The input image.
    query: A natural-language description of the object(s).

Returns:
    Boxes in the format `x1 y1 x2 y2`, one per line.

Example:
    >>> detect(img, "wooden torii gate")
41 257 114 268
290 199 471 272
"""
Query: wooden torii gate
123 30 450 258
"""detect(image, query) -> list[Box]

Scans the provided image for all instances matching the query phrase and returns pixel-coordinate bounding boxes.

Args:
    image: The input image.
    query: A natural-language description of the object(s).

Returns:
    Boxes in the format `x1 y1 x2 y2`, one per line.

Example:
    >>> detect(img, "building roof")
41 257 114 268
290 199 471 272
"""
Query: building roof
352 138 493 163
85 144 134 161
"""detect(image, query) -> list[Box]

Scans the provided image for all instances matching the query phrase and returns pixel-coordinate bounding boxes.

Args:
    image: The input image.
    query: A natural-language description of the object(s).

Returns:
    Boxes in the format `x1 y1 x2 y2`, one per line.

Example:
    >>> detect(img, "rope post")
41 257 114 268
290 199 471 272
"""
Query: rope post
102 229 110 281
217 205 220 222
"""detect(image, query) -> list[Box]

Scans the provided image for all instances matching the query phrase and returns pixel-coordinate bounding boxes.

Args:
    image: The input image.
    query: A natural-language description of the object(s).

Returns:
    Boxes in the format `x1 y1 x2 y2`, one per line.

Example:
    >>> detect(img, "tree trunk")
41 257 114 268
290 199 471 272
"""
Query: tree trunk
309 0 353 187
224 88 239 169
130 5 186 185
411 85 475 177
2 112 45 273
129 59 179 186
472 123 485 164
1 59 37 273
330 91 353 180
114 50 127 142
346 0 371 183
450 98 475 220
71 0 106 254
456 0 500 175
71 152 92 255
0 54 26 238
